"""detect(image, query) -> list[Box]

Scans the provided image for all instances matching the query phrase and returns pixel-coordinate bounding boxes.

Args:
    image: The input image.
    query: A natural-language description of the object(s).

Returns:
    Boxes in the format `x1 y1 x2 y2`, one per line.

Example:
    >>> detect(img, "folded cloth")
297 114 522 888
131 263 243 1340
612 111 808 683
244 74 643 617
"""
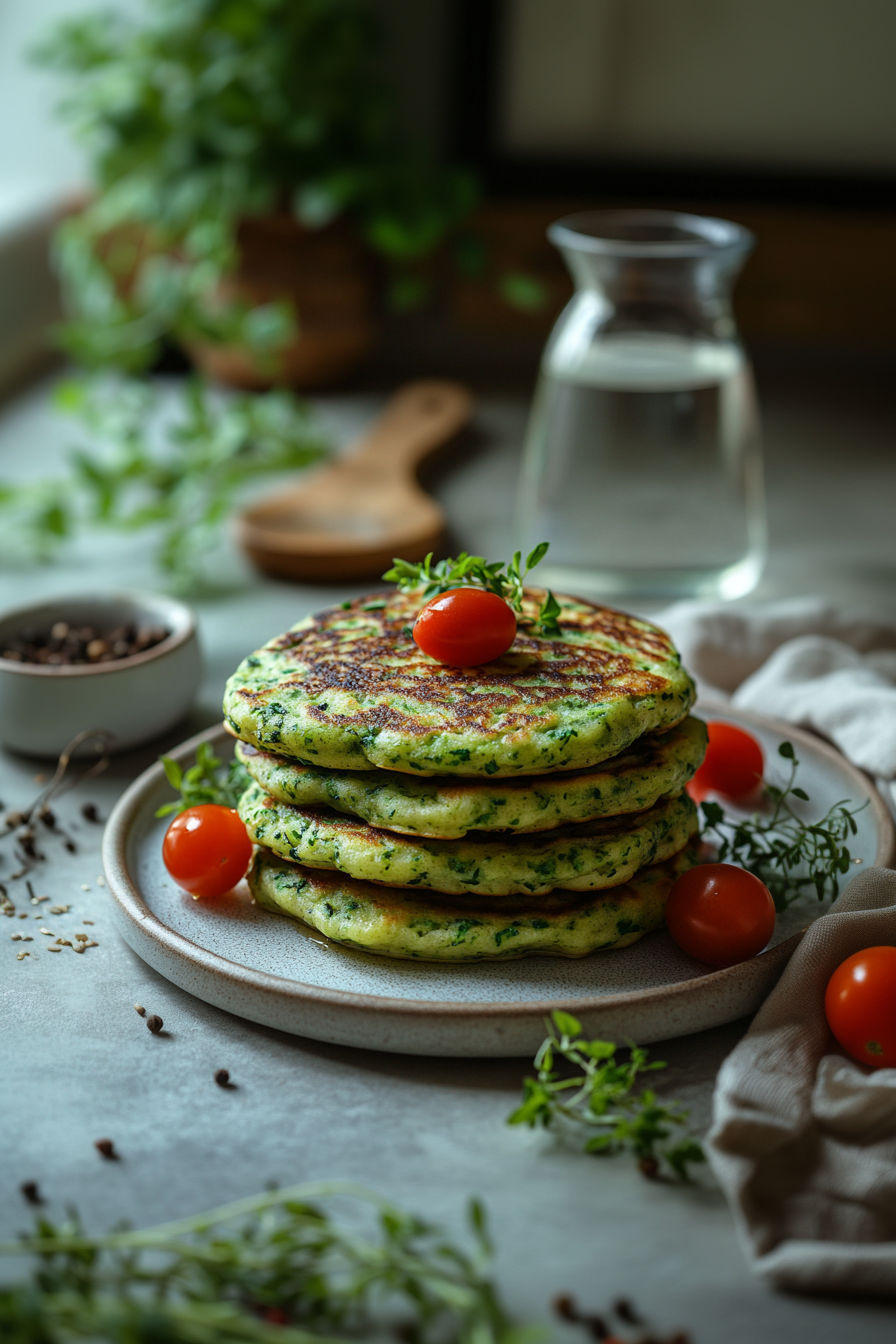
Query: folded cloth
707 866 896 1298
660 598 896 804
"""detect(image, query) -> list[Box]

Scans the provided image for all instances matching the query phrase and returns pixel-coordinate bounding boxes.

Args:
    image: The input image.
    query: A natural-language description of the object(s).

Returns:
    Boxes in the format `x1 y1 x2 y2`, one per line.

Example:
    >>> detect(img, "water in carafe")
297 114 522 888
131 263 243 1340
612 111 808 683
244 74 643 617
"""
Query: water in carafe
515 213 766 602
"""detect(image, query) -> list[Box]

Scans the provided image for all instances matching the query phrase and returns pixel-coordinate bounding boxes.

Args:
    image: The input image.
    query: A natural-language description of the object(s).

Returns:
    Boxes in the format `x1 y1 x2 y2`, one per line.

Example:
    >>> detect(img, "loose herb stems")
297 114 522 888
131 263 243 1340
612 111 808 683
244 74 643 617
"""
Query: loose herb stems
700 741 867 910
1 1182 540 1344
508 1012 705 1182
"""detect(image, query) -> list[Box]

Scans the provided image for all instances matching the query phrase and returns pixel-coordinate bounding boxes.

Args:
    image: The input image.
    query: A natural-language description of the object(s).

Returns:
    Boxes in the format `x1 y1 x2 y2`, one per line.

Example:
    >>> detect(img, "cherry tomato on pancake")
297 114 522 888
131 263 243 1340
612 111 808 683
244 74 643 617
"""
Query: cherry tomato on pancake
665 862 776 968
413 587 517 666
688 721 764 803
824 946 896 1069
163 804 252 898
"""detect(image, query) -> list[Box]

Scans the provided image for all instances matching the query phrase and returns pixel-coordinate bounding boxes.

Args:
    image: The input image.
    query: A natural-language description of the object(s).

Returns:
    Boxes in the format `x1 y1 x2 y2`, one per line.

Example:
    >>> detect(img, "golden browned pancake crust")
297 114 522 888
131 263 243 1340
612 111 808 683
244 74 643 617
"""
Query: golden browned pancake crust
224 588 695 777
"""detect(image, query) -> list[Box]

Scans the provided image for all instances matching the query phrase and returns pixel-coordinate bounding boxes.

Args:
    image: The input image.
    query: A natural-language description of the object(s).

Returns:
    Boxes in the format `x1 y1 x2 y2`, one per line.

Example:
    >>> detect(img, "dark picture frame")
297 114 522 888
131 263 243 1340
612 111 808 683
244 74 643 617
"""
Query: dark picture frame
447 0 896 211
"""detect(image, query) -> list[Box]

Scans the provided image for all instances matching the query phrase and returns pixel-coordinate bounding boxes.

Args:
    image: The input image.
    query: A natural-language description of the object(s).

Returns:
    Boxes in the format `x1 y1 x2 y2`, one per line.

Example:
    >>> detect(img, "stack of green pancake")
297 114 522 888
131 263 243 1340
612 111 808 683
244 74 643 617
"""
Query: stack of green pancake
223 588 706 962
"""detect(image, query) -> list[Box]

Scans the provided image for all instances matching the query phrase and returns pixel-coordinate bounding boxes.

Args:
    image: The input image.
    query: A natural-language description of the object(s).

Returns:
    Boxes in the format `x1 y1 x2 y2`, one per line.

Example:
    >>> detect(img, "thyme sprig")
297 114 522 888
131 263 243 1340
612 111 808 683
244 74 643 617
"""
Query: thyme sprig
507 1012 705 1182
156 741 251 818
383 543 562 637
700 741 867 911
0 1181 539 1344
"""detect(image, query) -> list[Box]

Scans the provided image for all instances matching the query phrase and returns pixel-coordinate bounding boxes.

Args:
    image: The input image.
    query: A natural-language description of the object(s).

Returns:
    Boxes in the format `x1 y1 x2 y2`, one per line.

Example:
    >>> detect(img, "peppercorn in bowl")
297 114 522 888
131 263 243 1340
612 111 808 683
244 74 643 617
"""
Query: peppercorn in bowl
0 592 202 756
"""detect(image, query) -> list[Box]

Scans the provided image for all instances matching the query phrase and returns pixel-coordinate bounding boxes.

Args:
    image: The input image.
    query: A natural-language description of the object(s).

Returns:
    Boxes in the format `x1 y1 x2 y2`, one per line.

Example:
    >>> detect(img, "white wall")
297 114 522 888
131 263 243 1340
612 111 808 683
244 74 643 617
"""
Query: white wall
0 0 140 226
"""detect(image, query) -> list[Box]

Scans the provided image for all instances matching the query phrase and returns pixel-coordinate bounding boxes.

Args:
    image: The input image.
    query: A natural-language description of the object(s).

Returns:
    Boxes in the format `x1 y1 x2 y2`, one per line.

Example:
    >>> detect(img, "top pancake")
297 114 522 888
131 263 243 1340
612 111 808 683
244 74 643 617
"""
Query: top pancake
223 588 695 778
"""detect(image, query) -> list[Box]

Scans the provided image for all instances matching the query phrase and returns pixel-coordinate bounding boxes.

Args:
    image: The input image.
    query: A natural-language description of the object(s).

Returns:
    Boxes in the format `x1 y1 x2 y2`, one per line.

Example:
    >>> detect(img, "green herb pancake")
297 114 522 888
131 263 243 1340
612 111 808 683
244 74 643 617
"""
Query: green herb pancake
236 716 707 839
247 843 700 961
223 589 695 778
238 782 698 897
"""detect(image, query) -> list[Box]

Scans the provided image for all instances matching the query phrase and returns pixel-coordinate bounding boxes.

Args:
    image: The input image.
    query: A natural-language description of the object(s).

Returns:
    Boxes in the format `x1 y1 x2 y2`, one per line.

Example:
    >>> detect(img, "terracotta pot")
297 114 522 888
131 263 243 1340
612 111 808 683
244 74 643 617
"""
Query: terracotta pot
185 214 376 390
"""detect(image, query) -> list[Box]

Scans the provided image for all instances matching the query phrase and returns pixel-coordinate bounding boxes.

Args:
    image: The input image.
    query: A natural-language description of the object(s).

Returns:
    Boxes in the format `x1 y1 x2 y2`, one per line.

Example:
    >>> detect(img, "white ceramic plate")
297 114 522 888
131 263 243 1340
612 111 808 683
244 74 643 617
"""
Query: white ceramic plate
103 705 895 1058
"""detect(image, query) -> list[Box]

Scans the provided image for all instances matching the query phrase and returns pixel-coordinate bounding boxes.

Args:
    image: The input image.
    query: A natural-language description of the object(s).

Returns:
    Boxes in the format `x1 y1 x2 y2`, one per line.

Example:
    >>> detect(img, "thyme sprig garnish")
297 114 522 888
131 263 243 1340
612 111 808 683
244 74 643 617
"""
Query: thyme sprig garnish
156 741 251 817
1 1181 537 1343
383 543 563 637
507 1012 705 1182
700 741 867 910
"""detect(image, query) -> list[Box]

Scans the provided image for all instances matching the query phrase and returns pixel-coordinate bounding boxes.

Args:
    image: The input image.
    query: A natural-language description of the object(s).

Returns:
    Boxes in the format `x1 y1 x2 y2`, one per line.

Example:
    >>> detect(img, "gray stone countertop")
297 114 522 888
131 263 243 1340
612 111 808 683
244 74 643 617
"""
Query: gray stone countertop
1 362 895 1342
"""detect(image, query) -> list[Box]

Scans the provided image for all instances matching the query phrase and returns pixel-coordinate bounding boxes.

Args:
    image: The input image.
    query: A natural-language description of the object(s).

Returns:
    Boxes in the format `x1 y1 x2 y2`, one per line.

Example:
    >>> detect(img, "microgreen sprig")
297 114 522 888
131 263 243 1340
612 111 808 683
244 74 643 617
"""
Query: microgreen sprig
156 741 251 818
508 1012 705 1182
700 741 867 910
0 1181 538 1344
383 543 562 637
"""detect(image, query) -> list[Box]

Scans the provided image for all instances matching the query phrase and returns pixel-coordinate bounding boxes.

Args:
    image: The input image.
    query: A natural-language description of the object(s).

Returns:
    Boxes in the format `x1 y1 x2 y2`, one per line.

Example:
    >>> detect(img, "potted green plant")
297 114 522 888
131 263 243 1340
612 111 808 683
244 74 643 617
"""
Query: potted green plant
36 0 477 388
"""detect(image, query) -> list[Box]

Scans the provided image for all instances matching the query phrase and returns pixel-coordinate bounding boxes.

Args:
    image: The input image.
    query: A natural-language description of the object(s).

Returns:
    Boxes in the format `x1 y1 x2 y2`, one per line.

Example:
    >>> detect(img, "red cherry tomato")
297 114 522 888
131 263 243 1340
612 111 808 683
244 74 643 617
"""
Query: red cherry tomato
413 587 517 666
824 946 896 1069
688 721 764 803
162 805 252 898
665 863 776 968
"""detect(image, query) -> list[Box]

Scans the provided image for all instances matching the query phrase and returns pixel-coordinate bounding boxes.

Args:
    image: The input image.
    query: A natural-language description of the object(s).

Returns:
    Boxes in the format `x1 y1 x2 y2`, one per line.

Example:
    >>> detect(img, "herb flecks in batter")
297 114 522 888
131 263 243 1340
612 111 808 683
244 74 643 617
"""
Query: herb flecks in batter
384 543 562 636
508 1011 705 1182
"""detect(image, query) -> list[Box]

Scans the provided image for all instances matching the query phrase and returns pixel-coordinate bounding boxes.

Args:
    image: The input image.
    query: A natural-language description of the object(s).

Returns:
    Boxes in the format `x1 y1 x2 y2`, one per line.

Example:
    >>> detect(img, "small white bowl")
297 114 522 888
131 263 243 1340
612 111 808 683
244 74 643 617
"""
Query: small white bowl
0 592 202 757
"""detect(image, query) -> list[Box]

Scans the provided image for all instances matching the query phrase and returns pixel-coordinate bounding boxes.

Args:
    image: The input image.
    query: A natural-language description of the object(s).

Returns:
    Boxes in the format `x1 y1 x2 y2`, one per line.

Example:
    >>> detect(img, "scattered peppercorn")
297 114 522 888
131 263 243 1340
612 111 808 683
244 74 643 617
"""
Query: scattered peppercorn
615 1300 643 1326
20 1181 43 1205
214 1069 231 1088
553 1296 609 1339
94 1138 117 1160
146 1014 164 1034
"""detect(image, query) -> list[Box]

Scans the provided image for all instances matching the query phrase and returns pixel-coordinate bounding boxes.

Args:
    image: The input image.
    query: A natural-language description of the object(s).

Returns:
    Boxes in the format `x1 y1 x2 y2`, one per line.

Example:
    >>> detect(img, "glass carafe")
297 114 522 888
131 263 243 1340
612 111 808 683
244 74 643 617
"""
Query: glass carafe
515 211 765 601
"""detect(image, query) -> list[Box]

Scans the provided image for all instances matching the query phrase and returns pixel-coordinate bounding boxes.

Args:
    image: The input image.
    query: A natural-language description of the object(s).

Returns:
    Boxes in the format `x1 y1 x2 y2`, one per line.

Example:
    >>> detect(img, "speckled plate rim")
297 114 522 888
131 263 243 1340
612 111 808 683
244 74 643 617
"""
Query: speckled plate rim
101 707 895 1056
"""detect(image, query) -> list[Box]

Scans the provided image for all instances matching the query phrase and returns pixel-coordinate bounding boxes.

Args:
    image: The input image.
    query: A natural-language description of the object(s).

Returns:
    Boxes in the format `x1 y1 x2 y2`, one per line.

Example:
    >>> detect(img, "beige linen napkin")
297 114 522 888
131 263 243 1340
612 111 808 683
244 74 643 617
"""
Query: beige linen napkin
708 866 896 1298
659 598 896 823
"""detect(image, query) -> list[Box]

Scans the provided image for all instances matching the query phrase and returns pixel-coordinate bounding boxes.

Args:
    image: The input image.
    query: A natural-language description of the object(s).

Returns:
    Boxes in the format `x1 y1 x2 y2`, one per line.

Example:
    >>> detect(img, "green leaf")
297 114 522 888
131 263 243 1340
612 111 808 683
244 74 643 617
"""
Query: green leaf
551 1009 582 1039
537 590 562 637
161 755 183 790
498 273 549 312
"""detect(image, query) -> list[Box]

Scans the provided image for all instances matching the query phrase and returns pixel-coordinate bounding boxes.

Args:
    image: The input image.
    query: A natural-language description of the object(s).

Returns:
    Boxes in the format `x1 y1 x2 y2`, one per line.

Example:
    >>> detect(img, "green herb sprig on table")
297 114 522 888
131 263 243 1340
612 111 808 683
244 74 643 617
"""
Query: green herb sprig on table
700 741 867 911
383 544 562 637
0 1181 540 1344
0 376 329 593
156 741 251 818
508 1012 705 1182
